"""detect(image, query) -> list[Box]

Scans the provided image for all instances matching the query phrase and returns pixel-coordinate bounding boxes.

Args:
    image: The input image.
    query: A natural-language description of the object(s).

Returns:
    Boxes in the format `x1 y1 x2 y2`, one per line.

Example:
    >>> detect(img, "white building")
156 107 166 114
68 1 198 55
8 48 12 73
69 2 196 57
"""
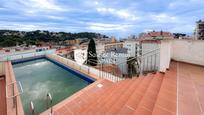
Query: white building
74 47 88 65
123 41 141 57
99 48 128 74
195 20 204 40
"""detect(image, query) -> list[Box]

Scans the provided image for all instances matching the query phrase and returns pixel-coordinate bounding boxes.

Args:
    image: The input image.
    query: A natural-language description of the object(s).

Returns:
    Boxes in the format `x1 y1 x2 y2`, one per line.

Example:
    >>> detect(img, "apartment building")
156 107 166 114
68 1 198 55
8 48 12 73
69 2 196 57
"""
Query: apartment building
195 20 204 40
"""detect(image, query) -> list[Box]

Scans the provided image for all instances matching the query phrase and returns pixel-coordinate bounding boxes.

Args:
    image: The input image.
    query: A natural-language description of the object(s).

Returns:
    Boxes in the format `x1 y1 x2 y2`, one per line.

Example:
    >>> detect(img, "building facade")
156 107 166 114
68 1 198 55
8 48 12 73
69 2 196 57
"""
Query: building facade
195 20 204 40
123 41 141 57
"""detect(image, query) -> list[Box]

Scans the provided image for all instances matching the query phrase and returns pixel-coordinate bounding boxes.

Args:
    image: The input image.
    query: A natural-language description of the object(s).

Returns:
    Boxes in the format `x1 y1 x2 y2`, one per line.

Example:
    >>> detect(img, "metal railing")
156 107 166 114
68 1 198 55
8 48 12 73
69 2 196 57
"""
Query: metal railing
47 93 53 115
94 48 160 80
139 48 160 75
86 59 125 82
29 93 53 115
47 54 123 82
29 101 34 115
117 48 160 78
0 49 56 62
48 48 160 82
6 81 23 115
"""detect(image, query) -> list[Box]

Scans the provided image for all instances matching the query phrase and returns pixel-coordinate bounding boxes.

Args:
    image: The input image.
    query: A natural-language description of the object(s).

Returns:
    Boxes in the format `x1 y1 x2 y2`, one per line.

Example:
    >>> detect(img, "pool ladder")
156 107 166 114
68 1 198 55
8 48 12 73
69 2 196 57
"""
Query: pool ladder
29 93 53 115
47 93 53 115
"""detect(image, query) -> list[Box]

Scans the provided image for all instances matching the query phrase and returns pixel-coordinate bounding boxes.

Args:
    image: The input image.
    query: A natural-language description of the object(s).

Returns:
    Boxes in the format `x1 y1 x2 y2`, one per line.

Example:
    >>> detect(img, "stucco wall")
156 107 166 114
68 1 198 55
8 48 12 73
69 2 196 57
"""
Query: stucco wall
171 39 204 66
0 62 4 76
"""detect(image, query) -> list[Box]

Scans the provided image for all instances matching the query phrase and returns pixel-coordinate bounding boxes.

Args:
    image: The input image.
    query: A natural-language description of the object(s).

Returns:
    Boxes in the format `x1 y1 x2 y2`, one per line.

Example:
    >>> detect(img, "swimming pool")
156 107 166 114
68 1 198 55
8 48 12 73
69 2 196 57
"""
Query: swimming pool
12 58 94 114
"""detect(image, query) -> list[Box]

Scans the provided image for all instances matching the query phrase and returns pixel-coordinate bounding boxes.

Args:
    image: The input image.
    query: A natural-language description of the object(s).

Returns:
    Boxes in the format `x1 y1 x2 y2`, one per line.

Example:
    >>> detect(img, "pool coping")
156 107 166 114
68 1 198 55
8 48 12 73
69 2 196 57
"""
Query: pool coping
5 61 25 115
40 79 104 115
9 54 100 115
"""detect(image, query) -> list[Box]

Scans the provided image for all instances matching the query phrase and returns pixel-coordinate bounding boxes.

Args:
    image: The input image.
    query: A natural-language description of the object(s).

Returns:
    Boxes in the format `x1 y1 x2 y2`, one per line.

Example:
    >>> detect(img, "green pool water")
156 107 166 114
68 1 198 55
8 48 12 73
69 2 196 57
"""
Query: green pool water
13 58 91 115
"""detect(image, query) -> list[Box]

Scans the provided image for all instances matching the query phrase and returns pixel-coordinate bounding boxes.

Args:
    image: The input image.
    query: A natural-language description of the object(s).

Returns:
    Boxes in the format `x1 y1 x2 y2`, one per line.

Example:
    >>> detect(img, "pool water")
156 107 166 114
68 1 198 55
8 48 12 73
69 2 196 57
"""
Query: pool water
13 58 91 115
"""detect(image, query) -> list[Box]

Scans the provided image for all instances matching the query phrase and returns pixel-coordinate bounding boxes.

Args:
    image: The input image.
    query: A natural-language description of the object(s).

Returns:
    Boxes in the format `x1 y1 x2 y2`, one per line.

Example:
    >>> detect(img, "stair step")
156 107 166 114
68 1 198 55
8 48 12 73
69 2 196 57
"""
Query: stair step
152 71 177 115
133 72 164 115
96 78 139 114
87 79 133 114
69 79 113 114
118 74 154 114
107 77 144 114
55 79 112 114
81 78 131 114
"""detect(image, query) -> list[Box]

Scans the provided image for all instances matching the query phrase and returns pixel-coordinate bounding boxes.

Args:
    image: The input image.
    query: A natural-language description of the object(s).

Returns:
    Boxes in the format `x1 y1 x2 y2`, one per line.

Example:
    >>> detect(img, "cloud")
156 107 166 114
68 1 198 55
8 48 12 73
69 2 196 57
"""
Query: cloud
96 7 139 21
87 22 133 31
0 21 61 31
0 0 203 37
47 16 64 20
151 13 178 23
2 0 67 14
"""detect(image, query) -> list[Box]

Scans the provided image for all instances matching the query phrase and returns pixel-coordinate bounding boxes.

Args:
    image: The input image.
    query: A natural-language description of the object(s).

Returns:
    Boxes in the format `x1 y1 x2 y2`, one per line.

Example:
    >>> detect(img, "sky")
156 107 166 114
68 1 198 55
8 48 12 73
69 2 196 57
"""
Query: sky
0 0 204 38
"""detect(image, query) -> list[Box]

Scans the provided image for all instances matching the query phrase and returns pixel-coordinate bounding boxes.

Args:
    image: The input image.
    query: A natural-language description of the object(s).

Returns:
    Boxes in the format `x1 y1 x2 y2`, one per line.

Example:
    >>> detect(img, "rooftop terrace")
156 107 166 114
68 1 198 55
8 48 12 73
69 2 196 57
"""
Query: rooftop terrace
0 39 204 115
39 61 204 115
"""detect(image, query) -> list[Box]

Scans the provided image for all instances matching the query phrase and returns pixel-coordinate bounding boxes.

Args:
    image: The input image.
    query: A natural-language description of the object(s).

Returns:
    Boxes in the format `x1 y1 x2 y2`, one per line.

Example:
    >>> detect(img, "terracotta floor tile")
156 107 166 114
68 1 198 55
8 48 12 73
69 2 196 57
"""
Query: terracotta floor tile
140 98 155 111
133 107 151 115
152 105 174 115
200 103 204 113
179 100 202 115
156 96 176 113
178 62 204 115
119 106 134 115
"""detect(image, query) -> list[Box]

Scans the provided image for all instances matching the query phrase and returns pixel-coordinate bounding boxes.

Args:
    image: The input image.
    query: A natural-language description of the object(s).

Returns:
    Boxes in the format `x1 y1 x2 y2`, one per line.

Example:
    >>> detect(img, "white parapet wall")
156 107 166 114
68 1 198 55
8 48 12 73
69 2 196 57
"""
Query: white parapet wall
171 39 204 66
159 40 172 72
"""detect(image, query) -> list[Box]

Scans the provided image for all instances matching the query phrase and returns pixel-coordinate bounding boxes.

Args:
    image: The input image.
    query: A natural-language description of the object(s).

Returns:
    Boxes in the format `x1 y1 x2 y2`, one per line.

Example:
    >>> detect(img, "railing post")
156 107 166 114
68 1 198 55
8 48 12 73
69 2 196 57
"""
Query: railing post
88 66 90 74
12 84 15 108
47 93 53 115
15 96 18 115
30 101 34 115
140 56 143 75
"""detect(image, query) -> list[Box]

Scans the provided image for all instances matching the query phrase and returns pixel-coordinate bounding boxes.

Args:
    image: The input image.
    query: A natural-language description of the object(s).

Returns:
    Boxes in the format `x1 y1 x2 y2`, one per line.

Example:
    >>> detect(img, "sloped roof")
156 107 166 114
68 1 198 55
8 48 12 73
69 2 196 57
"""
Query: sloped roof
140 31 174 39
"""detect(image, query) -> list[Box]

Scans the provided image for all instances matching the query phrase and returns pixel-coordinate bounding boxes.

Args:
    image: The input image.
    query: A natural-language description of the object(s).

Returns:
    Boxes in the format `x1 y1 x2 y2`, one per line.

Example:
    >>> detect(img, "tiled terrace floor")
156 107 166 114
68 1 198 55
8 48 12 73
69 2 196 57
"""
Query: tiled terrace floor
178 62 204 115
1 60 203 115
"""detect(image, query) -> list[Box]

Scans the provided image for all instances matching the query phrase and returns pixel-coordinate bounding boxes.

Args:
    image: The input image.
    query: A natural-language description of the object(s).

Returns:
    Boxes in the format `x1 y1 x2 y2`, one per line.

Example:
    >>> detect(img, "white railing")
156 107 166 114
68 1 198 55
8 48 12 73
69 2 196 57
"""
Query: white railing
103 48 160 78
47 54 124 82
0 49 56 62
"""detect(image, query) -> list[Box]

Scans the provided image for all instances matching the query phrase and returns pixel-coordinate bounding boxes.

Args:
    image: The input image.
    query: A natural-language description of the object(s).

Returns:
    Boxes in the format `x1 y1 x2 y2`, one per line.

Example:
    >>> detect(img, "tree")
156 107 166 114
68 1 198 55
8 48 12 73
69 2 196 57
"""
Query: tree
86 38 98 66
173 33 186 38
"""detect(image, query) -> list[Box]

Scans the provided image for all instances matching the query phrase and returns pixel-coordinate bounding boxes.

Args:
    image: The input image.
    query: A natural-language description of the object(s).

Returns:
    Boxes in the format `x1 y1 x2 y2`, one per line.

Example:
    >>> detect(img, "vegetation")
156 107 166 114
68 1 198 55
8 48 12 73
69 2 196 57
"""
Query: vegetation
86 38 98 66
173 33 186 38
0 30 108 47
